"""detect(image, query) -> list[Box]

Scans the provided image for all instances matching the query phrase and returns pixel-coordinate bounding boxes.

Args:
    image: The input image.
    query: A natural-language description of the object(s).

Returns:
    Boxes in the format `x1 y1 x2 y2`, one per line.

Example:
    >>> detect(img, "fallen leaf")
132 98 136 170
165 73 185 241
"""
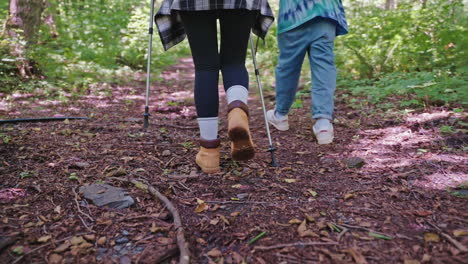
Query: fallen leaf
194 199 208 213
305 214 315 222
207 248 222 258
37 235 52 243
133 181 148 191
156 237 173 244
344 193 355 200
84 234 95 241
404 259 420 264
150 222 161 233
231 184 242 189
210 218 220 225
54 241 71 253
368 232 392 240
48 253 63 264
231 252 243 263
97 237 106 245
421 254 431 263
298 220 319 237
219 215 230 225
288 218 302 224
79 242 93 249
414 210 433 217
308 189 318 197
284 178 297 183
344 248 368 264
424 233 440 243
70 236 85 245
453 229 468 237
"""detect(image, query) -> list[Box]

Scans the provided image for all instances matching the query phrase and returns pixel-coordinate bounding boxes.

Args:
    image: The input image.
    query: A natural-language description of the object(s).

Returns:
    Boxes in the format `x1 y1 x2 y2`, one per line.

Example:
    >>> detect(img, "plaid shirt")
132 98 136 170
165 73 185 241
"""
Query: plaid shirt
155 0 275 50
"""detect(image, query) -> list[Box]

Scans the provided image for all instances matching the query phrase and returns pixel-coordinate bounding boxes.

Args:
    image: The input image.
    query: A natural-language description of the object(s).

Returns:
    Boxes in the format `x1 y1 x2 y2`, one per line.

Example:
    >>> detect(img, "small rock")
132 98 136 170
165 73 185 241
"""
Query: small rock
346 157 366 168
69 162 90 169
115 237 129 244
79 184 134 209
97 237 107 245
120 256 132 264
162 150 171 156
122 230 130 236
48 253 63 264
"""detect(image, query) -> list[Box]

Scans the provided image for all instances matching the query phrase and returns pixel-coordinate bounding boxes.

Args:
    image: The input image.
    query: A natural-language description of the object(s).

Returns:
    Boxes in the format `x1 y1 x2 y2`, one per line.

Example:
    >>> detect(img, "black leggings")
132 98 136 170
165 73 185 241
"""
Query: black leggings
179 10 256 118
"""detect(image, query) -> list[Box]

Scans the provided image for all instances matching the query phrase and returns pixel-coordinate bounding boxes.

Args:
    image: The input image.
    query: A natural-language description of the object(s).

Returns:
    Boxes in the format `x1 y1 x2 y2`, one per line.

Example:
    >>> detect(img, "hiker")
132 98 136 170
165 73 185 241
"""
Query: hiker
155 1 274 173
266 0 348 145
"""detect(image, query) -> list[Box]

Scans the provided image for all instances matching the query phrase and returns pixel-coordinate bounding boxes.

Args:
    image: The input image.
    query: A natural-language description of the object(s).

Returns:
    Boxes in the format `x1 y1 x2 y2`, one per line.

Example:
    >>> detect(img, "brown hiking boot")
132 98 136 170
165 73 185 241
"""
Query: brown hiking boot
196 138 221 173
227 100 255 161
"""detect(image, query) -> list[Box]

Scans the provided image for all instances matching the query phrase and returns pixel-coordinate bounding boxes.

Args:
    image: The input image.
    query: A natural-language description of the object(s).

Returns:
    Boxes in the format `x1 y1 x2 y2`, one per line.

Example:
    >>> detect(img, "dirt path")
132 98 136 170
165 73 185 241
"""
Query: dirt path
1 58 467 264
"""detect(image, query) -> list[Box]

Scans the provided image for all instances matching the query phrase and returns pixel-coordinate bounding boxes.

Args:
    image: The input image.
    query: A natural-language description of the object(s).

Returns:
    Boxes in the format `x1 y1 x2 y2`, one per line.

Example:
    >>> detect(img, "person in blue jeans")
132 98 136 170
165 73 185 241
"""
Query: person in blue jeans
267 0 348 144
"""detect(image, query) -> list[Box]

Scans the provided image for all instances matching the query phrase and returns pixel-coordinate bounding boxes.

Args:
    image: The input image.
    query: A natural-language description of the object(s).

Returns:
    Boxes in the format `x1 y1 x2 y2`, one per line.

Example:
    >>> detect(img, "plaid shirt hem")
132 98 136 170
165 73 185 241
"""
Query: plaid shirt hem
155 0 275 50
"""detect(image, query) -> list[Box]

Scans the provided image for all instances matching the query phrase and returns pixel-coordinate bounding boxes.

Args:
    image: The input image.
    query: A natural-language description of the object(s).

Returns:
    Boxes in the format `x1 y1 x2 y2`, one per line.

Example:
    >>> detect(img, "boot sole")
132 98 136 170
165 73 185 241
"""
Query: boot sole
196 159 220 174
229 127 255 161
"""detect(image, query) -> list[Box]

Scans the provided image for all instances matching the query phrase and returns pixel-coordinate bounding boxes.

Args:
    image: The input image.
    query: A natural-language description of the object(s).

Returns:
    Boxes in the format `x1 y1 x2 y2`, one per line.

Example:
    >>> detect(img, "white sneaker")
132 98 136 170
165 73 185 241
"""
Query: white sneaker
313 119 334 144
267 109 289 131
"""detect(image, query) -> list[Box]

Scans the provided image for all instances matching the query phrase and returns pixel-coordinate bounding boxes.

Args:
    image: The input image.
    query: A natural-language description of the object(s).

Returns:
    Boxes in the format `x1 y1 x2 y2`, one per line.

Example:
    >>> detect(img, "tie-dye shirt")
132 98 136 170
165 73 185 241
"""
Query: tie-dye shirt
278 0 348 35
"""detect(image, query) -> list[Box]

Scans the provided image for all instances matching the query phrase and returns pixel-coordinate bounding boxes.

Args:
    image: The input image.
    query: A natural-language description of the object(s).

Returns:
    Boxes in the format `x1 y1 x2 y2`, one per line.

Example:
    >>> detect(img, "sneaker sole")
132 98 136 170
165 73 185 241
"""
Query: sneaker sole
229 127 255 161
267 111 289 131
313 126 334 145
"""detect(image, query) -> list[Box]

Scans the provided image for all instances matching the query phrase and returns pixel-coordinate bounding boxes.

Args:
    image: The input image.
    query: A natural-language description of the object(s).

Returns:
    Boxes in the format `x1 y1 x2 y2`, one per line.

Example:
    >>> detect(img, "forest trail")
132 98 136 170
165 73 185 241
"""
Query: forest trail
1 58 467 264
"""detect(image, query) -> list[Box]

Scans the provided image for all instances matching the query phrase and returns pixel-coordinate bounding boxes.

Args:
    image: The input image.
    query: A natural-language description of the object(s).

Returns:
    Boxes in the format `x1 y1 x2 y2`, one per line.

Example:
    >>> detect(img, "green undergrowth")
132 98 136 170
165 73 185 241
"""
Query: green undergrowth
0 0 189 98
337 69 467 110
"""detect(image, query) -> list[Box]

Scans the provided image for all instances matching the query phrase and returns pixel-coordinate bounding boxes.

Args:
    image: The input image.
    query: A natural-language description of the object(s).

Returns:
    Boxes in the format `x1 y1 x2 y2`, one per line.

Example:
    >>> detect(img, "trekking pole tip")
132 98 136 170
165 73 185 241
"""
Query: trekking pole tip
143 106 150 129
268 146 279 167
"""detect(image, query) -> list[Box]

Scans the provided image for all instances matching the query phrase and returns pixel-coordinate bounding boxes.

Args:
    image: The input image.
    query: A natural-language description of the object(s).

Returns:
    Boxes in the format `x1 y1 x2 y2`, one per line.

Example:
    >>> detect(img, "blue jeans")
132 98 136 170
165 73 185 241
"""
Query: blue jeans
275 18 337 120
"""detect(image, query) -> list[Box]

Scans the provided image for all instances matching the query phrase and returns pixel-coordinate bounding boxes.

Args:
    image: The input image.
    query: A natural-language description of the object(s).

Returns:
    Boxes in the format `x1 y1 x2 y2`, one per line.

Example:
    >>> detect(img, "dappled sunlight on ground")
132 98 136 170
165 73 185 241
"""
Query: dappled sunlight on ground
349 110 467 189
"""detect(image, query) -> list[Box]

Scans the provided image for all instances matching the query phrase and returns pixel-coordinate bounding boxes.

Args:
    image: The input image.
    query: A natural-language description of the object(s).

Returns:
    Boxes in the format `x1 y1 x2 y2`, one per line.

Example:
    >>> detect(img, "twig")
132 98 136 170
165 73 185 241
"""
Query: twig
154 123 198 130
165 157 177 168
427 222 467 253
167 175 200 180
254 241 338 251
338 223 390 237
71 188 94 226
205 200 271 205
337 226 349 242
12 232 91 264
112 178 190 264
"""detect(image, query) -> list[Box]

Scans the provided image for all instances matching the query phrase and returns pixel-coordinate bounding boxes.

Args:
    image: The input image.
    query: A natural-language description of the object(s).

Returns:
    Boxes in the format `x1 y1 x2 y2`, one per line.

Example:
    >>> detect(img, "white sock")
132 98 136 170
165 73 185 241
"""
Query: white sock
226 85 248 105
315 118 331 130
197 117 218 140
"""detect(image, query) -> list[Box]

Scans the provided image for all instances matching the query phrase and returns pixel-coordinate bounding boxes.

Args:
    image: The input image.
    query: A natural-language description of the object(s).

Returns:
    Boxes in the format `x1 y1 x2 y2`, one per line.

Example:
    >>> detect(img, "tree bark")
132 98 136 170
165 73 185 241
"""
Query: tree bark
4 0 47 78
385 0 398 10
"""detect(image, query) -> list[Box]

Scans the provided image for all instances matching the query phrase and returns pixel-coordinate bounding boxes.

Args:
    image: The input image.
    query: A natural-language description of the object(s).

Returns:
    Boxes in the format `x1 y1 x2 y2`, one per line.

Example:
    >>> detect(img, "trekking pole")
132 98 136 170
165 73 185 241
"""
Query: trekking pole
143 0 156 129
249 35 278 167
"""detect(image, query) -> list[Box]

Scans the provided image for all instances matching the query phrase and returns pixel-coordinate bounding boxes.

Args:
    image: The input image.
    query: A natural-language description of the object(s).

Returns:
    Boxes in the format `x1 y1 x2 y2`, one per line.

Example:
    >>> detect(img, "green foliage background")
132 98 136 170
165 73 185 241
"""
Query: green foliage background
0 0 466 108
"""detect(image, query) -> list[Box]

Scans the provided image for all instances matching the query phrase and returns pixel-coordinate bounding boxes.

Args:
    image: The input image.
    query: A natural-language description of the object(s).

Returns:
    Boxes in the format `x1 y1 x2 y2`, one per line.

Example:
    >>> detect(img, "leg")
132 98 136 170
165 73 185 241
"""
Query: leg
308 18 337 144
219 10 256 161
179 11 219 118
219 9 256 93
308 19 337 120
179 11 220 173
274 27 309 116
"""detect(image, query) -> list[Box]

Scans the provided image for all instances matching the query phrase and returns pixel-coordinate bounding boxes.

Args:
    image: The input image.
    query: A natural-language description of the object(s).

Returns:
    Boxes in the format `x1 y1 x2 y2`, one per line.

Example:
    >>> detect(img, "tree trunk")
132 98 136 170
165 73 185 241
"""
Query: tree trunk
385 0 398 10
4 0 47 78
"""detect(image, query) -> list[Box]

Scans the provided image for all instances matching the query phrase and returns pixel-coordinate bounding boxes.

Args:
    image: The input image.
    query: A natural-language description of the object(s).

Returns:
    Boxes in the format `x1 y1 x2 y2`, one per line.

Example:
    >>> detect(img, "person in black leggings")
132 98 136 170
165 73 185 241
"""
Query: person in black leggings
155 2 274 173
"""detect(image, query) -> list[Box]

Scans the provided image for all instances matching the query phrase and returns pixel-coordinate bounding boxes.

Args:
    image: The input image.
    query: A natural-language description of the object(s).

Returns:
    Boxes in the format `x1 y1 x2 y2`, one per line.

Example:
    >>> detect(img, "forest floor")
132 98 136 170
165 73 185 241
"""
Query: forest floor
0 58 467 264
